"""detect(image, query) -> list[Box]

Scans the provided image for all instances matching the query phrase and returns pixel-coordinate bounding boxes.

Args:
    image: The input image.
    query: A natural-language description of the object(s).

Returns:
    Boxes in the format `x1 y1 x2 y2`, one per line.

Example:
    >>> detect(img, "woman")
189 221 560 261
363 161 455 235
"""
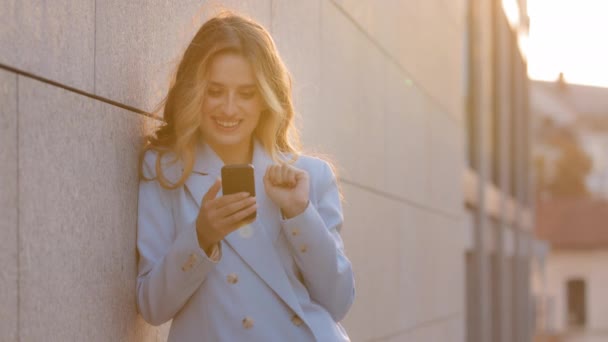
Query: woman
136 11 355 342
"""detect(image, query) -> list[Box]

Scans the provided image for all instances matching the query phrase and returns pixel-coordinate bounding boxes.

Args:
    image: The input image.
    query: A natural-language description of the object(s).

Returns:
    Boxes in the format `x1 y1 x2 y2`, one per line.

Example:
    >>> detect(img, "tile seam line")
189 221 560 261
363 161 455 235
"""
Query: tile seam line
0 64 162 121
16 73 20 342
328 0 461 123
93 0 96 94
339 179 464 219
370 312 463 341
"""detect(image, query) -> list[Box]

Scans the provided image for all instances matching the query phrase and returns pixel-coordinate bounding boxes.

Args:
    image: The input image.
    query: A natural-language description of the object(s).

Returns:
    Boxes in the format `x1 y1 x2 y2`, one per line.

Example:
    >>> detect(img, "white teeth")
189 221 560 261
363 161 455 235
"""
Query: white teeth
215 119 239 128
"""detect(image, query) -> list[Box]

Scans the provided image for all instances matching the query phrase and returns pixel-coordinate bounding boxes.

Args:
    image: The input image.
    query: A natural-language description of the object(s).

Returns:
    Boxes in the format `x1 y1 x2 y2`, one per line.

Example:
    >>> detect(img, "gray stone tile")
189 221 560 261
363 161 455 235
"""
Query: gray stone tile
351 38 387 192
318 1 361 181
340 184 403 341
95 0 271 112
320 1 391 191
330 0 464 120
385 62 431 205
271 0 321 151
429 109 465 214
438 0 467 29
0 1 95 92
0 69 18 342
18 77 163 341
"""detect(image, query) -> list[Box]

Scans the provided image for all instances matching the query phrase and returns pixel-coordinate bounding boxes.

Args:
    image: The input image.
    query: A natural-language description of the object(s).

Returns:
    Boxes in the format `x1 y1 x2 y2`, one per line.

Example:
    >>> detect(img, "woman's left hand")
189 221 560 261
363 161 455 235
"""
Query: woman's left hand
263 164 309 219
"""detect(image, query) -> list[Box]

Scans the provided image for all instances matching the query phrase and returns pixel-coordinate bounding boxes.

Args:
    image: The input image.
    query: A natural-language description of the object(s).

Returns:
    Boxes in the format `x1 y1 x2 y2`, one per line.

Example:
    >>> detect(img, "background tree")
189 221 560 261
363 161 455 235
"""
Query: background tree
547 128 592 197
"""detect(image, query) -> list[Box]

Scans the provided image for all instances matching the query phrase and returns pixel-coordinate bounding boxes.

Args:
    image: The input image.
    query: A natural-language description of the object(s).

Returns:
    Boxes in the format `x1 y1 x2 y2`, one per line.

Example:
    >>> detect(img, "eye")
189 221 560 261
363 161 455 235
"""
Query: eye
239 90 256 99
207 88 223 98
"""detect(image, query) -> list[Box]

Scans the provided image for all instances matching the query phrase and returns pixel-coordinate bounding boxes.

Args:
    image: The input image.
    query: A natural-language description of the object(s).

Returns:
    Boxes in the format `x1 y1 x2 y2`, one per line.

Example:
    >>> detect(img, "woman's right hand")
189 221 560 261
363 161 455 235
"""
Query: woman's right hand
195 178 257 256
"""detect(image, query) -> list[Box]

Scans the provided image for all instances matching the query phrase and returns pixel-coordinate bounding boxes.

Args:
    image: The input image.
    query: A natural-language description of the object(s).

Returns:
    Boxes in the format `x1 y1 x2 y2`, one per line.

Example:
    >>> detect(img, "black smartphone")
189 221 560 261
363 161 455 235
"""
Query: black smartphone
221 164 256 221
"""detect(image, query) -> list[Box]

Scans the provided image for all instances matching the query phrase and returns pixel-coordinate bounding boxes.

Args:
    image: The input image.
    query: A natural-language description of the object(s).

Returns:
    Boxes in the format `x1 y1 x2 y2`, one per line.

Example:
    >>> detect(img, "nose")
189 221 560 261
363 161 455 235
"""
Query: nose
222 92 238 117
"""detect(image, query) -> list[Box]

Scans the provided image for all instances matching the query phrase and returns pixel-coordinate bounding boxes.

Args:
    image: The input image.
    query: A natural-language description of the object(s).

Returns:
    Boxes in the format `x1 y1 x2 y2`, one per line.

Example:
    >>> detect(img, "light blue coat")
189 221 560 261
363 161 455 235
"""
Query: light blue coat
136 139 355 341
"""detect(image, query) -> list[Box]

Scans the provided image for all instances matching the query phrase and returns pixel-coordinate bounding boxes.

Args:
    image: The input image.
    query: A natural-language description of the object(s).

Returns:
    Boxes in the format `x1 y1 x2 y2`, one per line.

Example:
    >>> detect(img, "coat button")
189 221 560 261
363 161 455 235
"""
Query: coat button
242 317 254 329
291 314 304 326
181 253 197 272
189 253 198 263
300 244 308 253
291 228 300 236
227 273 239 284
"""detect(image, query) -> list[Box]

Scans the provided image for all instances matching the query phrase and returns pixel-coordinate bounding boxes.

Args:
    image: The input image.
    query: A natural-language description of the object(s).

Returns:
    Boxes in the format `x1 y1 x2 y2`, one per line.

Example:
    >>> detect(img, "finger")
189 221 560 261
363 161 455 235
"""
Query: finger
220 203 258 231
216 195 256 218
276 164 286 185
212 192 250 209
283 165 297 187
275 164 295 187
202 178 222 204
279 164 290 186
268 165 280 186
263 168 272 188
289 171 297 187
294 168 307 182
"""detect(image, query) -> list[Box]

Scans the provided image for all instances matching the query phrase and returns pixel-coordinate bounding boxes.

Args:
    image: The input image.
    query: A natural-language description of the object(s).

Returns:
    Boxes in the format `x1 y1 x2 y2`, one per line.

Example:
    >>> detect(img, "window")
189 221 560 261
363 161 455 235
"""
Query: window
566 279 586 328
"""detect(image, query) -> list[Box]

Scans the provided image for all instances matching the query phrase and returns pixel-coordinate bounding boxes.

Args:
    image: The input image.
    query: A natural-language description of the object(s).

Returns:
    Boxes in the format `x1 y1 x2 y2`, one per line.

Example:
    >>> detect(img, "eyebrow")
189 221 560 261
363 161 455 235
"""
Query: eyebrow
208 81 257 89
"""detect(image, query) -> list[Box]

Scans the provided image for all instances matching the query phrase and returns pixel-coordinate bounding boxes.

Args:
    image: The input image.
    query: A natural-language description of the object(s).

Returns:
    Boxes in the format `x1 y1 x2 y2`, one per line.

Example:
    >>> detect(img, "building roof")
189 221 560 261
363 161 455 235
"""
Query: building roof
531 80 608 130
531 81 578 125
536 198 608 250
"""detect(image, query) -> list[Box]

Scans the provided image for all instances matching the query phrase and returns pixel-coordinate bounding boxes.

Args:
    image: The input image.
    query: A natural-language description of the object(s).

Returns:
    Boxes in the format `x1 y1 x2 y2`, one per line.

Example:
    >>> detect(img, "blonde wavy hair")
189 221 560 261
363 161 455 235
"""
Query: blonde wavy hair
139 11 301 189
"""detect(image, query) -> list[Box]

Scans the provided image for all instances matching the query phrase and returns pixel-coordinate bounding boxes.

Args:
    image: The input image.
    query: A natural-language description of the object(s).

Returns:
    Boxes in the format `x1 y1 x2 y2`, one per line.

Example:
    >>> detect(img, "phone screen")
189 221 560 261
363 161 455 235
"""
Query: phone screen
221 164 256 221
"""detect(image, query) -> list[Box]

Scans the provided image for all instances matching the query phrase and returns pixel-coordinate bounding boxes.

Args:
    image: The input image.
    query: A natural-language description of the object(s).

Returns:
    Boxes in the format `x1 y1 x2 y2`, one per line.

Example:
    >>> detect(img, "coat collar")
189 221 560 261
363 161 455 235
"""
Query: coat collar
187 138 275 180
183 138 304 318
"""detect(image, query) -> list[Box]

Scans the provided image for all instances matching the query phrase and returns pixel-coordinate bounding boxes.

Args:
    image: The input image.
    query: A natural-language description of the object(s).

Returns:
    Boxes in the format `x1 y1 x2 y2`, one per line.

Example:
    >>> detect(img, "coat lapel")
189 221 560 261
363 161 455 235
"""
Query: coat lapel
224 222 304 318
183 142 224 201
183 139 304 318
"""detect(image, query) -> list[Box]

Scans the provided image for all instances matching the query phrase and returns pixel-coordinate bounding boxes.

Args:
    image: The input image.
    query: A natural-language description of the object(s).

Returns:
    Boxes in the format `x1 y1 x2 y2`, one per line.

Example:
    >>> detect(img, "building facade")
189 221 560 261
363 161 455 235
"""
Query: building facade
536 198 608 342
463 0 549 341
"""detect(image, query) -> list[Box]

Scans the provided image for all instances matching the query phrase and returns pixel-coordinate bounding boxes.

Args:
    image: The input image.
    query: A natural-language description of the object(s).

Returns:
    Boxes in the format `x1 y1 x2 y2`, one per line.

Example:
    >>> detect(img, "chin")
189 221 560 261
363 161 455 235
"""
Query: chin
208 134 250 148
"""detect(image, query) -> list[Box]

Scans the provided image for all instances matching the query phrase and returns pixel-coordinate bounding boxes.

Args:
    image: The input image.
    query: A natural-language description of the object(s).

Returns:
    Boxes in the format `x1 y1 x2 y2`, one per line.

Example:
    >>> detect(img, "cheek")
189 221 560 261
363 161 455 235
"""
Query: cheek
201 99 219 117
248 106 263 125
246 99 265 118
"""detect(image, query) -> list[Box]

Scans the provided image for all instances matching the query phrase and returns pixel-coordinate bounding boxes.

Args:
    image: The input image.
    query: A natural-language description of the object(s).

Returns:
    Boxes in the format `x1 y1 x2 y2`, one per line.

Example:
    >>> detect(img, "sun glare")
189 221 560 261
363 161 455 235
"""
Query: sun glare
527 0 608 88
502 0 521 27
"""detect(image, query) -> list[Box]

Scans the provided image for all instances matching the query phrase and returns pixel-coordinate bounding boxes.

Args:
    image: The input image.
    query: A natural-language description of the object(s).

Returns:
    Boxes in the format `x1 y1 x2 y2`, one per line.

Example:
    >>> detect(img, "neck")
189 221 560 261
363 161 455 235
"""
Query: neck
208 138 254 165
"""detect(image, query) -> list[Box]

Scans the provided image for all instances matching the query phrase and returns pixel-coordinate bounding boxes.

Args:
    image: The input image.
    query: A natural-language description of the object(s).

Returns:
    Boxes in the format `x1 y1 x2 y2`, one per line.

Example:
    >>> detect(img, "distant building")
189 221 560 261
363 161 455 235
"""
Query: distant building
532 80 608 199
532 80 608 341
537 199 608 340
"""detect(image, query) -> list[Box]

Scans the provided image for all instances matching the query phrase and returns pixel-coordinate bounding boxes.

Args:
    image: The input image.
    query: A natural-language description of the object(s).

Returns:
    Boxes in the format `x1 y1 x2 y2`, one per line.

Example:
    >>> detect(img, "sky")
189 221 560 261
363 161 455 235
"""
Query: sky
526 0 608 88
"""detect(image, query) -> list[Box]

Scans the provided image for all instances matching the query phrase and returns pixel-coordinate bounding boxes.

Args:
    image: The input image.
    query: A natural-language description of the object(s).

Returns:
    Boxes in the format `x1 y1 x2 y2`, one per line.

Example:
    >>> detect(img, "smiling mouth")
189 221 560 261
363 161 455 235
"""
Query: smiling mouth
214 119 241 128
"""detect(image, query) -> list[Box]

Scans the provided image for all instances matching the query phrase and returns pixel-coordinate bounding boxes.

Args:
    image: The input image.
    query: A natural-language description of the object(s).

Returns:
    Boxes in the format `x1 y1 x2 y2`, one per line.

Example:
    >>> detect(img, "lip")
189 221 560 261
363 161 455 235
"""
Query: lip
212 118 241 133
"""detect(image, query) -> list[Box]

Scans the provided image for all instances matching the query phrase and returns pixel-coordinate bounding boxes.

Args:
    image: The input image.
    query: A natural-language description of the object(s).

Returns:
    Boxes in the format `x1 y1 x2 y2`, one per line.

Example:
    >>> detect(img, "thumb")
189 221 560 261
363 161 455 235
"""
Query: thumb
202 178 222 203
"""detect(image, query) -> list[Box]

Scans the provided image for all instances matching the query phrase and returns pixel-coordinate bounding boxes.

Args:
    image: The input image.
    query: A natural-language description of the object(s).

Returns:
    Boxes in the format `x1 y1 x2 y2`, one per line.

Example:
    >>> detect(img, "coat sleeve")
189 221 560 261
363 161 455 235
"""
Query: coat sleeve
280 160 355 322
135 150 221 326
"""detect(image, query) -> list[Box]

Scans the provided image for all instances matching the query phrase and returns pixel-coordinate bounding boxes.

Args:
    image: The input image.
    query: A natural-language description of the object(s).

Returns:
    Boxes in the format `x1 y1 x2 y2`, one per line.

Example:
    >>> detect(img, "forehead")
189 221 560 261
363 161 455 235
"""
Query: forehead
207 52 256 86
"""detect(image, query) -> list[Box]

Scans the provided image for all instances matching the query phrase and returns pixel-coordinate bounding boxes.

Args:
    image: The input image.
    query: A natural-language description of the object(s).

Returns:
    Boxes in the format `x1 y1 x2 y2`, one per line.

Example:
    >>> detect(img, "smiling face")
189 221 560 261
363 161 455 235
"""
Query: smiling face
200 52 265 162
